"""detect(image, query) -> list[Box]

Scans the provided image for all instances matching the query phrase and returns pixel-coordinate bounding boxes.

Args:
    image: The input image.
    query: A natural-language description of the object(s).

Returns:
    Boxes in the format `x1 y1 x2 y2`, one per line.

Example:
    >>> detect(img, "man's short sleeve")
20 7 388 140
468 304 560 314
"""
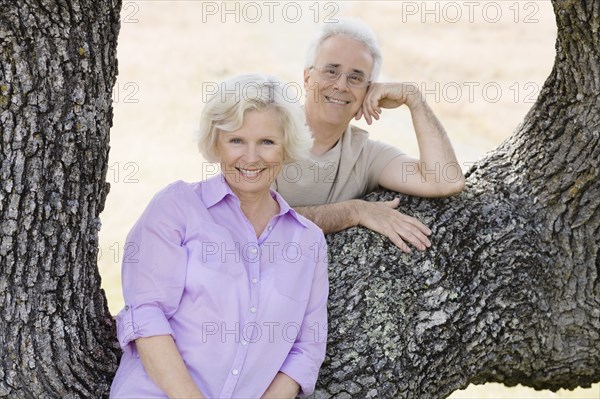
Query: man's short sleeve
359 138 405 193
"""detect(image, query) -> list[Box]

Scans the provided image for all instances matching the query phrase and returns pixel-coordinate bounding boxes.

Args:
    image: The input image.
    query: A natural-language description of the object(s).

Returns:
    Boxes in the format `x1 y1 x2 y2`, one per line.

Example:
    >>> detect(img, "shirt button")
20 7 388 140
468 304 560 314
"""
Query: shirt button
241 340 247 346
267 225 273 231
250 306 256 313
251 277 258 284
232 369 239 375
125 305 129 311
250 247 257 254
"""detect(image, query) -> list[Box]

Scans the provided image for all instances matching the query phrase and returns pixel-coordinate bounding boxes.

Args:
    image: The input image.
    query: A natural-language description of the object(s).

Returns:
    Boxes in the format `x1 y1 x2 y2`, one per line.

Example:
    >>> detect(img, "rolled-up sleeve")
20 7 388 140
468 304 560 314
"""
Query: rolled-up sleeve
115 183 189 355
280 235 329 397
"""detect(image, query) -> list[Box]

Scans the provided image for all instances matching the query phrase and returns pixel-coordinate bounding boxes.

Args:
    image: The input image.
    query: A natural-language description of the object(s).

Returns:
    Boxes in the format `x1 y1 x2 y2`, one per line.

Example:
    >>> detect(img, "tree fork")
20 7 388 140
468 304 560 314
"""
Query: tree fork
0 0 598 398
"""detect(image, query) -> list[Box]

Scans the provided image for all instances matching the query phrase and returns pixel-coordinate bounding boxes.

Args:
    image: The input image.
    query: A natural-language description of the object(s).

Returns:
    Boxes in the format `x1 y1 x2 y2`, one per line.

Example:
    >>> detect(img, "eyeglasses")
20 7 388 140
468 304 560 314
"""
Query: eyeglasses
310 65 371 88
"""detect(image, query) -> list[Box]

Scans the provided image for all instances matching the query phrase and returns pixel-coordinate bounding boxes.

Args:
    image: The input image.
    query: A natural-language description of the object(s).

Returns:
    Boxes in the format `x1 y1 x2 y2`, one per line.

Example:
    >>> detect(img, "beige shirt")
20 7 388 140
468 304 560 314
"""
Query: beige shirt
274 125 403 207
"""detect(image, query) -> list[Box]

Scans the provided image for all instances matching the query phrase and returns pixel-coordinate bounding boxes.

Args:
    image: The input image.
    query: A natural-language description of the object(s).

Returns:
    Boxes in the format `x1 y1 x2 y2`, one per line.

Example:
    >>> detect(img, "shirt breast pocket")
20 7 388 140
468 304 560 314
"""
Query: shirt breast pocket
274 254 314 302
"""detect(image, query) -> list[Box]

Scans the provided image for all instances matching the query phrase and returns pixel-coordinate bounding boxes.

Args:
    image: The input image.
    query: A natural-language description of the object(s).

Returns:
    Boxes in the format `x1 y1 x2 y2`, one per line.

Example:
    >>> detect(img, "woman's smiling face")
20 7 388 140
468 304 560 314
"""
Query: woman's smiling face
215 107 285 198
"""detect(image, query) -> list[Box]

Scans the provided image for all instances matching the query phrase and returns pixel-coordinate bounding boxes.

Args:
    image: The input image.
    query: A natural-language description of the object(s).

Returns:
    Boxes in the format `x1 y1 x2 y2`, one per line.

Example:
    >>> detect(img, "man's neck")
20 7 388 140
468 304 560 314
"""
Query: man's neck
309 122 348 156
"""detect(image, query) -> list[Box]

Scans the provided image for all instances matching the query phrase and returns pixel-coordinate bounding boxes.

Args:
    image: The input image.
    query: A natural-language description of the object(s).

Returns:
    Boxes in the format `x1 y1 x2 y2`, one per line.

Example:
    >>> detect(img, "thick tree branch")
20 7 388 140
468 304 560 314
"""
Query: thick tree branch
314 1 600 397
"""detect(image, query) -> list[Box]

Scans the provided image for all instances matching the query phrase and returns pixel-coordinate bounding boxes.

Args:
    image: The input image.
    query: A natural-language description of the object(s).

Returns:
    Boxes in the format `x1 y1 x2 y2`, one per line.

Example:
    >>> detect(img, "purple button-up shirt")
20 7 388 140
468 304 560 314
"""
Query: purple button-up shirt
110 176 328 398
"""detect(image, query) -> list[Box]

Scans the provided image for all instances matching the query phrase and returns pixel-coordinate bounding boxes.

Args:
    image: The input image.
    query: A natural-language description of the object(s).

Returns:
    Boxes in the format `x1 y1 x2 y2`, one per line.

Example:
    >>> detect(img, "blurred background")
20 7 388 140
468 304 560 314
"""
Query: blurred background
100 1 598 397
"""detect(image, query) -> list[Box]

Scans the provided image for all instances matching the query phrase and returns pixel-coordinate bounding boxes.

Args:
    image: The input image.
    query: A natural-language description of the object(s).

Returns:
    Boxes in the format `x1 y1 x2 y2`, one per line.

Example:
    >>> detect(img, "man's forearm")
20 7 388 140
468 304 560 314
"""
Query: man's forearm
409 98 464 188
295 200 361 234
409 100 458 170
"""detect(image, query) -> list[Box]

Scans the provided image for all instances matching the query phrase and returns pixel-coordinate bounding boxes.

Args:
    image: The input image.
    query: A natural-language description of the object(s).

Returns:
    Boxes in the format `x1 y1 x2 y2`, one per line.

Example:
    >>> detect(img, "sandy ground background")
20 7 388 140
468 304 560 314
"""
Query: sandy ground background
100 1 599 397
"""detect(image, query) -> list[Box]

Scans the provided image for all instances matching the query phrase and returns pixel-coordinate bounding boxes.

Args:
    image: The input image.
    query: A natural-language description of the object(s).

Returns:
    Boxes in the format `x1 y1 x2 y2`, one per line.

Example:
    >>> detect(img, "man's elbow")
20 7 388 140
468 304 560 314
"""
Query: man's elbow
429 174 465 197
448 176 466 195
441 175 466 196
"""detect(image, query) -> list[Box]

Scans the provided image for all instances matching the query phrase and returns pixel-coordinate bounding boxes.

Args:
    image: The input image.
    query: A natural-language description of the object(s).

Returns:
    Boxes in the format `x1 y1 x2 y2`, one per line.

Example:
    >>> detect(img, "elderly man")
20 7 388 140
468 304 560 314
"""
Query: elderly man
274 18 465 253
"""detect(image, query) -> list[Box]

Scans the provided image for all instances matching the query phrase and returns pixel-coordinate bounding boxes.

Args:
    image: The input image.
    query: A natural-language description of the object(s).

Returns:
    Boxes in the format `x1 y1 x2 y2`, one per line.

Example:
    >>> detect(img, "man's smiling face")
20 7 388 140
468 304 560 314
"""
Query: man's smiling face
304 35 374 133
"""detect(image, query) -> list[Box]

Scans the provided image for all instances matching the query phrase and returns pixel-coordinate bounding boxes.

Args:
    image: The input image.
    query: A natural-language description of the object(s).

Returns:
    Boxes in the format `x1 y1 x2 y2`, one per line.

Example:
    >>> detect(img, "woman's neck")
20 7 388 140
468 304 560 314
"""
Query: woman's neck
235 190 279 237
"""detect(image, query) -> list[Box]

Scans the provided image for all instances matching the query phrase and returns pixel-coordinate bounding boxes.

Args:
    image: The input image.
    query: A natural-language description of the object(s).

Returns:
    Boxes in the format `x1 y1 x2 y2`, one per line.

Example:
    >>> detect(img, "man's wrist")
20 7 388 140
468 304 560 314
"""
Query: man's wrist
406 93 426 110
402 83 425 109
348 199 366 227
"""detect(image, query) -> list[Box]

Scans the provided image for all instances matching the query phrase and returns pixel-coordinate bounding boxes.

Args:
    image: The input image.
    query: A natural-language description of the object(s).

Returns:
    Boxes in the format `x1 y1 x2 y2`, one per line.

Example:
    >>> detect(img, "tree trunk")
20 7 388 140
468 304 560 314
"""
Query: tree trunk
0 0 121 397
314 0 600 397
1 0 599 398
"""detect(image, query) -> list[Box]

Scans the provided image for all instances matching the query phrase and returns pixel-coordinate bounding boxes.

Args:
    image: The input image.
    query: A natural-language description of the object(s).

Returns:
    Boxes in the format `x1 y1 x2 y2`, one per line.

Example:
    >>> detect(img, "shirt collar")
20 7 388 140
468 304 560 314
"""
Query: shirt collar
202 173 308 228
201 174 233 208
271 187 308 228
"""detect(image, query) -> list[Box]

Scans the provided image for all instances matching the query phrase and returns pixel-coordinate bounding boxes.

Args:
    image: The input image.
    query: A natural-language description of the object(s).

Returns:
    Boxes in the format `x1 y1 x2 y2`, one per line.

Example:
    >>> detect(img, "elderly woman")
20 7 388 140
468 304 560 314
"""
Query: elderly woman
110 74 328 399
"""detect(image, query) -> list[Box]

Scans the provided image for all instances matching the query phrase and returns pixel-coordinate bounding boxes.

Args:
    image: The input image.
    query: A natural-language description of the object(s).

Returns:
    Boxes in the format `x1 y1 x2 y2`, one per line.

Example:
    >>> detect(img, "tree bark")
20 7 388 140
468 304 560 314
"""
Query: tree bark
313 0 600 397
0 0 121 397
1 0 599 398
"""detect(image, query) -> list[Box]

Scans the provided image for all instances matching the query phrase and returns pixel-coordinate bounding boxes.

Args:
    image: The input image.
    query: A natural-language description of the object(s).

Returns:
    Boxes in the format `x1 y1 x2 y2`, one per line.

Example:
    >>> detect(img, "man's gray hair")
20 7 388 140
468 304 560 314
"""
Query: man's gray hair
305 18 383 82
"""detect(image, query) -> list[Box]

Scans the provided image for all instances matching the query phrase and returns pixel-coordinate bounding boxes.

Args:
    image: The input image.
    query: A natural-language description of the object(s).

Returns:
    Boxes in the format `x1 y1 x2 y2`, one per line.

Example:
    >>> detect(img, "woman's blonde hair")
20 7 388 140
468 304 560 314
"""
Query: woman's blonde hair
197 74 312 163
